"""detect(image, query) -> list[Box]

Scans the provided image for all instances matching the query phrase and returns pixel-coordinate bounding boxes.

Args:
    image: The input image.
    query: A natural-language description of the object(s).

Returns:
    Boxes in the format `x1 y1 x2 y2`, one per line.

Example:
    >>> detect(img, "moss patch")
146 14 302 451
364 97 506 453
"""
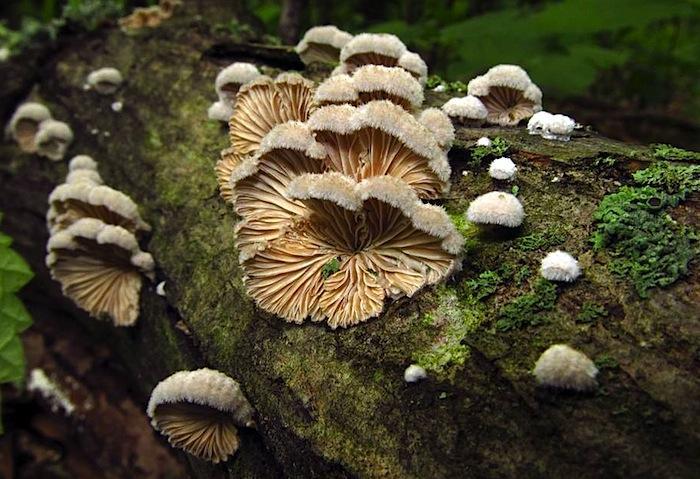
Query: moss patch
495 278 558 331
652 144 700 162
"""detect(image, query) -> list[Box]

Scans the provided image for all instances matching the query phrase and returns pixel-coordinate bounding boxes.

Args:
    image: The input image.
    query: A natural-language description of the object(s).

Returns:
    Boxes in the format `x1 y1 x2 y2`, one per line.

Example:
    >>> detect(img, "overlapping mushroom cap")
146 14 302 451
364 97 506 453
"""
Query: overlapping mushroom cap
6 102 52 152
441 95 488 127
35 119 73 161
468 64 542 126
239 174 463 328
215 63 261 106
46 218 154 326
147 368 255 463
417 108 455 151
295 25 353 65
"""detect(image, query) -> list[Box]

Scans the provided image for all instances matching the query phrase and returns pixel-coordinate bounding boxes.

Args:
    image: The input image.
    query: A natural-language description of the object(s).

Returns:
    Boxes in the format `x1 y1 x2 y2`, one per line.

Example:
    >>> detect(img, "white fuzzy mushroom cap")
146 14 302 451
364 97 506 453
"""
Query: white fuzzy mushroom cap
468 64 540 101
476 137 492 147
467 191 524 227
208 101 234 122
86 67 123 88
215 62 261 96
352 65 424 109
417 108 455 150
542 114 576 141
527 111 554 135
533 344 598 391
68 155 98 172
488 157 517 181
441 96 487 120
540 250 581 282
397 51 428 85
147 368 255 427
340 33 407 63
314 74 359 105
7 102 52 134
36 120 73 143
404 364 427 383
65 169 103 185
295 25 353 53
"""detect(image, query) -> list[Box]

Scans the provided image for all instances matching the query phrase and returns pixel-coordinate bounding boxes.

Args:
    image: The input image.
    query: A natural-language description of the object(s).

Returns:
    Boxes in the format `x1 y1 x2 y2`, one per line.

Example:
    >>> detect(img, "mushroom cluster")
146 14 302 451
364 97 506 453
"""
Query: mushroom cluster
528 111 576 141
45 155 154 326
6 102 73 160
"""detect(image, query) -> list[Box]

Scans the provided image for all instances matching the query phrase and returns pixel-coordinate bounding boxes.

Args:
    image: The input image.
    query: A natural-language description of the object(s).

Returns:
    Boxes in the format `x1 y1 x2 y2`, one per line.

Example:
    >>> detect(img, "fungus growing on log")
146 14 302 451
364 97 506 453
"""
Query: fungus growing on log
417 108 455 151
533 344 598 391
488 157 517 181
313 74 359 107
339 33 407 73
86 67 123 95
540 250 581 282
228 73 315 157
7 102 52 152
295 25 353 65
441 96 488 127
64 155 102 185
351 65 423 111
468 64 542 126
147 368 255 463
241 173 463 328
46 218 154 326
404 364 428 383
35 119 73 161
527 111 553 136
467 191 524 227
214 63 261 107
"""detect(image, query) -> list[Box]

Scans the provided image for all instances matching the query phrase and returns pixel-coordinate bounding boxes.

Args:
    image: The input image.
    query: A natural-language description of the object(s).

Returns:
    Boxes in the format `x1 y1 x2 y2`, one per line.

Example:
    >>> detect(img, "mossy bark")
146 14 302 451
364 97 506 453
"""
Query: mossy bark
1 12 698 479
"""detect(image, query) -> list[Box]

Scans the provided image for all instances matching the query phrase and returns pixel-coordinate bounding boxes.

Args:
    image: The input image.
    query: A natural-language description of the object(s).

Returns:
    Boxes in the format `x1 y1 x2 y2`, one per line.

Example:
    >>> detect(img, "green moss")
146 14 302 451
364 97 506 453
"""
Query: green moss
595 354 619 370
593 156 618 168
632 161 700 200
470 137 509 165
652 144 700 162
425 75 467 94
462 270 503 300
576 302 608 323
495 278 558 331
514 266 531 284
516 227 568 251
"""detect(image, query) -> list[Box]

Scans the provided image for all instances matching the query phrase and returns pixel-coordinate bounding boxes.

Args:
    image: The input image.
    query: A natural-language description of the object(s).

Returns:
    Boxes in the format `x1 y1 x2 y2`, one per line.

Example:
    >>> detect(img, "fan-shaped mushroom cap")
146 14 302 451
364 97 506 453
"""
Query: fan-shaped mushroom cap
540 250 581 282
351 65 423 111
35 120 73 161
46 218 154 326
313 74 359 107
534 344 598 391
397 51 428 85
229 73 315 157
468 64 542 126
242 173 463 328
295 25 353 65
215 63 261 105
47 181 151 235
7 102 52 152
339 33 407 73
207 101 233 123
215 147 243 203
417 108 455 151
441 95 488 127
147 368 255 463
466 191 524 227
488 157 517 181
86 67 123 95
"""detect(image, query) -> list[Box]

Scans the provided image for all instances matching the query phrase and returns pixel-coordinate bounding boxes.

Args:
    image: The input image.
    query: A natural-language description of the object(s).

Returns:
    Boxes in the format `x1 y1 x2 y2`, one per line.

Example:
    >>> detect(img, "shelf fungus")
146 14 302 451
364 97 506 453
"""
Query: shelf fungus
417 108 455 151
533 344 598 392
147 369 255 463
528 111 576 141
35 119 73 161
441 96 488 127
236 173 463 328
46 218 154 326
313 74 359 107
467 191 524 228
86 67 123 95
397 51 428 85
295 25 353 65
228 73 315 157
467 64 542 126
7 102 52 152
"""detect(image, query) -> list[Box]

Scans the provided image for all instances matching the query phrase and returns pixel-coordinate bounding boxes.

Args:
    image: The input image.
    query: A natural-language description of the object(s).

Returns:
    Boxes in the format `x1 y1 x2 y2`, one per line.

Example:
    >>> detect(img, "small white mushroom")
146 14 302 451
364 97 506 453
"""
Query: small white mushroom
68 155 98 172
417 108 455 151
111 101 123 112
476 137 492 147
86 67 123 95
466 191 524 227
527 111 553 136
7 102 52 152
441 96 488 127
35 120 73 161
533 344 598 391
215 62 261 107
156 281 166 296
488 157 517 181
208 101 234 122
404 364 428 383
542 114 576 141
540 250 581 282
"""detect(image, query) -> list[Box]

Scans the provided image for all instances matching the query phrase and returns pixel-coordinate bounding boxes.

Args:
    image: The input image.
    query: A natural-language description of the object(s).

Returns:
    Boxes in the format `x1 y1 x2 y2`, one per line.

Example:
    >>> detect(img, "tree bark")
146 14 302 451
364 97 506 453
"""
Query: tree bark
1 10 698 479
278 0 308 45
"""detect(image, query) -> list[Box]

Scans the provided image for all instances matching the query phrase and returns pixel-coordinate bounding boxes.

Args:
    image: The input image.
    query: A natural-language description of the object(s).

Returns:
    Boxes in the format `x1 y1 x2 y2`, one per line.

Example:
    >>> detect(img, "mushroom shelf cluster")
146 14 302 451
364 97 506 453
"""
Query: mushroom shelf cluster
45 156 154 326
6 102 73 160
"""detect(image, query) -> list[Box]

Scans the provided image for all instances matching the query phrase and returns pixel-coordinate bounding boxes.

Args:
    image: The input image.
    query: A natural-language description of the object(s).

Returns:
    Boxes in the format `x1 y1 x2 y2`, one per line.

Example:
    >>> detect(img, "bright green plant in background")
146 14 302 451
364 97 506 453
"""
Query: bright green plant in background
0 215 34 433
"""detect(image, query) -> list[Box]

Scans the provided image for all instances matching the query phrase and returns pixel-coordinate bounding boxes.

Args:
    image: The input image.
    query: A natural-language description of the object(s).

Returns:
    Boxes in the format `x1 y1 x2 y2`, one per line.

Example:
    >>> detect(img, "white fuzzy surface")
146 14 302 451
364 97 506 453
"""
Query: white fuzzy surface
441 96 487 120
340 33 406 62
207 101 234 122
35 120 73 161
527 111 554 135
397 51 428 84
111 101 123 112
295 25 353 53
49 183 141 225
533 344 598 391
352 65 423 108
403 364 427 383
467 191 524 227
28 368 76 415
307 103 358 135
274 71 314 89
542 114 576 141
488 157 517 181
66 169 103 185
468 64 542 104
476 137 492 147
287 172 362 211
314 74 359 104
68 155 98 172
417 108 454 150
8 102 52 135
540 250 581 282
86 67 123 93
215 62 261 96
258 121 326 159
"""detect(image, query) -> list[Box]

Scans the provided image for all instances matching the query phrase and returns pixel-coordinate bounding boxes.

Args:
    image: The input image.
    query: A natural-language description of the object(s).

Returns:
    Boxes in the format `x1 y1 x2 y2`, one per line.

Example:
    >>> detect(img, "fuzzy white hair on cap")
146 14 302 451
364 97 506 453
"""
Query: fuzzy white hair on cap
215 62 261 98
527 111 554 136
287 172 362 211
207 101 234 122
35 120 73 161
86 67 123 95
488 157 517 181
540 250 581 282
352 65 424 109
476 137 492 147
314 74 359 105
533 344 598 392
404 364 427 383
418 108 455 151
68 155 98 172
397 51 428 85
466 191 524 227
468 64 533 96
340 33 407 63
66 169 103 185
542 114 576 141
441 96 488 123
295 25 353 64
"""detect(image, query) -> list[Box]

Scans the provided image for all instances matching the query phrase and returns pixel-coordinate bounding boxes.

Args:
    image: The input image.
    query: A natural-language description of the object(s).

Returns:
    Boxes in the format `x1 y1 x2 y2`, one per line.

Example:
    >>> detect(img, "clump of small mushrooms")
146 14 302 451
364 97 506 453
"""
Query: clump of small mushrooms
46 155 153 326
6 101 74 160
148 369 255 463
528 111 576 141
295 25 353 65
534 344 598 391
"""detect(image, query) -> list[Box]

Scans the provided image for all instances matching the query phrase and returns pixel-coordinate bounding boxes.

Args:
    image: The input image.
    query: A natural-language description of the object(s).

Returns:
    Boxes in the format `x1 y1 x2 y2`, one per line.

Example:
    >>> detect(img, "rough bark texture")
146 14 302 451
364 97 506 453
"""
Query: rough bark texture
1 10 698 479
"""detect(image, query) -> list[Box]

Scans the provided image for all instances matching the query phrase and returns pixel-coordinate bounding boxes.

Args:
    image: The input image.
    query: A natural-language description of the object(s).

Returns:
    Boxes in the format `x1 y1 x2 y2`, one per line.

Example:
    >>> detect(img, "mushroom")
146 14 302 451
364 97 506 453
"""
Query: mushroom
533 344 598 391
86 67 123 95
351 65 423 111
404 364 428 383
527 111 553 136
207 101 233 123
228 73 315 157
467 64 542 126
441 96 488 127
540 250 581 282
6 102 52 152
417 108 455 151
241 173 463 328
397 51 428 86
475 137 492 147
215 147 243 203
466 191 524 227
46 218 154 326
339 33 407 74
147 368 255 463
542 114 576 141
214 62 261 108
295 25 353 65
35 120 73 161
69 155 98 172
313 74 359 107
488 157 517 181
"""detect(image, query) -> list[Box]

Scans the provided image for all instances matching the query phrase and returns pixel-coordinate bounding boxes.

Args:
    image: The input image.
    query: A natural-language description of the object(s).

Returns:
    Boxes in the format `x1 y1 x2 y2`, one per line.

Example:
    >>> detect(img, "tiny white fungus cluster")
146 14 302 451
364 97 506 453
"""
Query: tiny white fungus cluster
86 67 123 95
404 364 428 383
540 250 581 282
527 111 576 141
533 344 598 392
27 368 76 416
488 157 517 181
441 95 488 126
467 191 524 227
208 62 262 122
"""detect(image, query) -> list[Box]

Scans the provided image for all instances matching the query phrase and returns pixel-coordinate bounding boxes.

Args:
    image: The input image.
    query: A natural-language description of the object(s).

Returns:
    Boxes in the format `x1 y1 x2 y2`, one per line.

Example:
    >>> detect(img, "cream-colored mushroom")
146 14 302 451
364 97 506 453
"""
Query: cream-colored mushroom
441 95 488 127
313 74 359 107
35 120 73 161
214 62 261 107
7 102 52 152
295 25 353 65
417 108 455 151
86 67 123 95
397 51 428 85
351 65 424 111
339 33 407 74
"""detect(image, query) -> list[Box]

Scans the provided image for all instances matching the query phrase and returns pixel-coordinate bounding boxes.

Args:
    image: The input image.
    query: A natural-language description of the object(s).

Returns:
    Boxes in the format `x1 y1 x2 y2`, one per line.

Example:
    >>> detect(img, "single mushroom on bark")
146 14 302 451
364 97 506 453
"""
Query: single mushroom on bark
295 25 353 65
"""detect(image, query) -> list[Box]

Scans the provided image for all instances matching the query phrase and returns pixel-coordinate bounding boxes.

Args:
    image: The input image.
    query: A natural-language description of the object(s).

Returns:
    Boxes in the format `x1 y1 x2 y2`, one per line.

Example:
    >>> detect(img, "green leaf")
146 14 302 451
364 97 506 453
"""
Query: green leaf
0 293 32 333
0 245 33 295
0 335 26 384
